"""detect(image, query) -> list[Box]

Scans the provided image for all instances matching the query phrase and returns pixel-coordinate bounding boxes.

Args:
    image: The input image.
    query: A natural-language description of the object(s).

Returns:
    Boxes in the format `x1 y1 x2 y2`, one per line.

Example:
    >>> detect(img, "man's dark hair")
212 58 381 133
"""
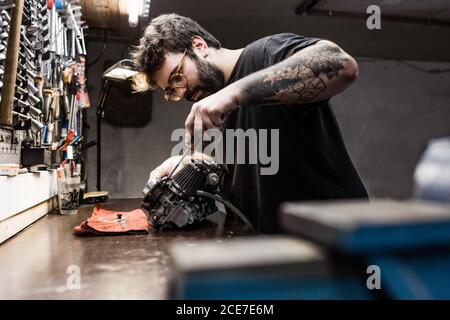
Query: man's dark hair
130 13 221 91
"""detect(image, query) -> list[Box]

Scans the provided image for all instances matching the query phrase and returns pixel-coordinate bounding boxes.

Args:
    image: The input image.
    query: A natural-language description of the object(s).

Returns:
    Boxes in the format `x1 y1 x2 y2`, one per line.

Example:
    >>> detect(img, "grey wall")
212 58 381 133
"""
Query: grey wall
333 59 450 198
84 25 450 199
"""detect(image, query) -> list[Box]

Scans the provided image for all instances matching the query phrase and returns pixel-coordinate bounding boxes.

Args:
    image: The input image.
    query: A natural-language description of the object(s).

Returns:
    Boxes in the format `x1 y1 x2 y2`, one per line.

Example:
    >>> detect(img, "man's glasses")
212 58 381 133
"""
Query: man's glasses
164 49 188 102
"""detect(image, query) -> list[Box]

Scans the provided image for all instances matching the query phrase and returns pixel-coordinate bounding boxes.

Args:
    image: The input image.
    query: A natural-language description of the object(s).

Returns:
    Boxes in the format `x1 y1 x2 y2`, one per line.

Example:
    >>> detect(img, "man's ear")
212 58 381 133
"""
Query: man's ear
191 36 208 58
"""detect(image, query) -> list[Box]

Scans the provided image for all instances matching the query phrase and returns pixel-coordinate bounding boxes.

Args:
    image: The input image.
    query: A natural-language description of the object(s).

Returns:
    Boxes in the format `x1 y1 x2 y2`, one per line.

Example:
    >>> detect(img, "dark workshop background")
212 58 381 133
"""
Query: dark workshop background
83 0 450 199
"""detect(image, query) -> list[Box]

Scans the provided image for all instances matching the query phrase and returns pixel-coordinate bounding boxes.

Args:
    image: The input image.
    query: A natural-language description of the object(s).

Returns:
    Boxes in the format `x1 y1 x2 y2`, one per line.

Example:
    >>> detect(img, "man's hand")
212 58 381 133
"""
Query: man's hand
147 155 185 184
144 153 213 194
184 88 239 143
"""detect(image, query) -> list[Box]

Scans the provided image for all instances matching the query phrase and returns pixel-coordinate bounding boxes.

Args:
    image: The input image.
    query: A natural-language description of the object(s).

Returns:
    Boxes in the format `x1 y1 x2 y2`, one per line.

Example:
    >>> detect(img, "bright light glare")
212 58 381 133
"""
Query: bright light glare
128 1 143 28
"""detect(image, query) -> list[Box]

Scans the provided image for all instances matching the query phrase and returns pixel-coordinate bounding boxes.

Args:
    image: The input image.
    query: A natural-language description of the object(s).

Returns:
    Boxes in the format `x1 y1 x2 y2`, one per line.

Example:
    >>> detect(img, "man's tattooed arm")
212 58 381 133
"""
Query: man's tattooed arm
230 40 358 106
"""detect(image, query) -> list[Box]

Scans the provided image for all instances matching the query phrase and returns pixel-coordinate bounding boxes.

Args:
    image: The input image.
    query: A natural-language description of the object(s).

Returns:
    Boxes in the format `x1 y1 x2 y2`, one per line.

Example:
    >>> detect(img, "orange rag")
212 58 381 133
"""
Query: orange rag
74 204 150 236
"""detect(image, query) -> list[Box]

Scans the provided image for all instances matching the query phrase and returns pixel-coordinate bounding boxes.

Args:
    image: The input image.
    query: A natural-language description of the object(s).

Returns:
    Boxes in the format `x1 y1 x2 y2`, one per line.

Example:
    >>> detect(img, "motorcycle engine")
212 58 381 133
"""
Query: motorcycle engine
141 159 227 230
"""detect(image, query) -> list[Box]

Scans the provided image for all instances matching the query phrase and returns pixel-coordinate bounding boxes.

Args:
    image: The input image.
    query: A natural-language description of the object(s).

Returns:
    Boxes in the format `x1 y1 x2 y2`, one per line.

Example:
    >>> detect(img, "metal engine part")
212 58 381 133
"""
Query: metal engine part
141 159 227 230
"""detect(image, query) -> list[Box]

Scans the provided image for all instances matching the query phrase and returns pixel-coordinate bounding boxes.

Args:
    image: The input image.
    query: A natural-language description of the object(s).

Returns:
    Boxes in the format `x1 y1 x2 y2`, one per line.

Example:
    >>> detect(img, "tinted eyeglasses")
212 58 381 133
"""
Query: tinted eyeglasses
164 49 188 101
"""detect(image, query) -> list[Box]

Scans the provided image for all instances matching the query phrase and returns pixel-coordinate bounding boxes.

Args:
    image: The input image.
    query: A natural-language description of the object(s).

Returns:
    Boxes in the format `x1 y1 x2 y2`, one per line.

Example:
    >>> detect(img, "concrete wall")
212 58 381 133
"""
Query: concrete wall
84 34 450 199
333 59 450 198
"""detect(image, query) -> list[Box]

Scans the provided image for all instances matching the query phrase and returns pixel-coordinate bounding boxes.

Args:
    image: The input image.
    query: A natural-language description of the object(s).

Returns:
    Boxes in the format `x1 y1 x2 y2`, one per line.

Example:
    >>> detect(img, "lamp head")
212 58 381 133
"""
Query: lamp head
102 59 138 81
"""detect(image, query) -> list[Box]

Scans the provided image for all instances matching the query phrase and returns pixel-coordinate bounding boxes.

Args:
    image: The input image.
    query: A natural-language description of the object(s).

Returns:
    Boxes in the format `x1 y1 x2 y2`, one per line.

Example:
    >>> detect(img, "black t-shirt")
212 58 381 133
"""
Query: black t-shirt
222 33 368 233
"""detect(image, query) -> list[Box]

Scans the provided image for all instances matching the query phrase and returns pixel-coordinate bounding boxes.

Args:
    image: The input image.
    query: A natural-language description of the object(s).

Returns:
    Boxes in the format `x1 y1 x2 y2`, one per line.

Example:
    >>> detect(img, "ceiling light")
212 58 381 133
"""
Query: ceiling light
127 0 143 28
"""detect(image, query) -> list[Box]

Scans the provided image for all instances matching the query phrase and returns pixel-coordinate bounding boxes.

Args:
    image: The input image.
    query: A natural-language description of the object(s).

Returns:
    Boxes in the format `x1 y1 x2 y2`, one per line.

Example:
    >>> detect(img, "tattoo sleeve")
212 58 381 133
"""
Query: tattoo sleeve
237 42 354 105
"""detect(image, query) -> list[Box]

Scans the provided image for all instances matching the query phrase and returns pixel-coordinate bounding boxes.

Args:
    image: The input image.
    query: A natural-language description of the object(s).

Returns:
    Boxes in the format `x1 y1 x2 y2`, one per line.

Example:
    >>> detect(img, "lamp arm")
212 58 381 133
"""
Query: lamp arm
96 80 110 191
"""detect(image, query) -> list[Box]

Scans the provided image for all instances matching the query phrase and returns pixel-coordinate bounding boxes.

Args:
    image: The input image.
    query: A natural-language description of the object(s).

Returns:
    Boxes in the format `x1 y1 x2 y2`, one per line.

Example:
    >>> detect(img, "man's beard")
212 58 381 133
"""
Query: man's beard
186 57 225 101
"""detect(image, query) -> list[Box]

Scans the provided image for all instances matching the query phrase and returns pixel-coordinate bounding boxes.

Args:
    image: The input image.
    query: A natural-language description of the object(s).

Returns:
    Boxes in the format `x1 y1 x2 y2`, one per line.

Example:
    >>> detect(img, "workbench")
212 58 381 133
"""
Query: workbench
0 198 255 299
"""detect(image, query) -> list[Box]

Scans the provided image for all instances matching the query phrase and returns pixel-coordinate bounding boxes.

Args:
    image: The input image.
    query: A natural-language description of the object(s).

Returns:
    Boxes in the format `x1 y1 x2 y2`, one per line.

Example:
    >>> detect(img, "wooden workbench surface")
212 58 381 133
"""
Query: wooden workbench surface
0 198 255 299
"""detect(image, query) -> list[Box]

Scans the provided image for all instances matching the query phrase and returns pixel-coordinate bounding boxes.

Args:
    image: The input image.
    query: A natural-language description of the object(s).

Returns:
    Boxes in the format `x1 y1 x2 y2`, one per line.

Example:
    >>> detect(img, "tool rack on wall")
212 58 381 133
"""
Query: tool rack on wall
0 0 89 172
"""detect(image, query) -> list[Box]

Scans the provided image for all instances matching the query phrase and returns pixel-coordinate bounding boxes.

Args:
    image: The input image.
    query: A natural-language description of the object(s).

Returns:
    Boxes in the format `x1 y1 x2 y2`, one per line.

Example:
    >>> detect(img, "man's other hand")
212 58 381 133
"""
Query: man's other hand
149 155 186 182
144 153 213 195
184 89 239 143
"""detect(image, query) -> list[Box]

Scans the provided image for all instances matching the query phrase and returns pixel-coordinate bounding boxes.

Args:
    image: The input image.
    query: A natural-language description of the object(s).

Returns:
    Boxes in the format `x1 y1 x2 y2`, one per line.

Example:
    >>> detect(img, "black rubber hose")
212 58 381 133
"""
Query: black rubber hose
196 190 253 229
